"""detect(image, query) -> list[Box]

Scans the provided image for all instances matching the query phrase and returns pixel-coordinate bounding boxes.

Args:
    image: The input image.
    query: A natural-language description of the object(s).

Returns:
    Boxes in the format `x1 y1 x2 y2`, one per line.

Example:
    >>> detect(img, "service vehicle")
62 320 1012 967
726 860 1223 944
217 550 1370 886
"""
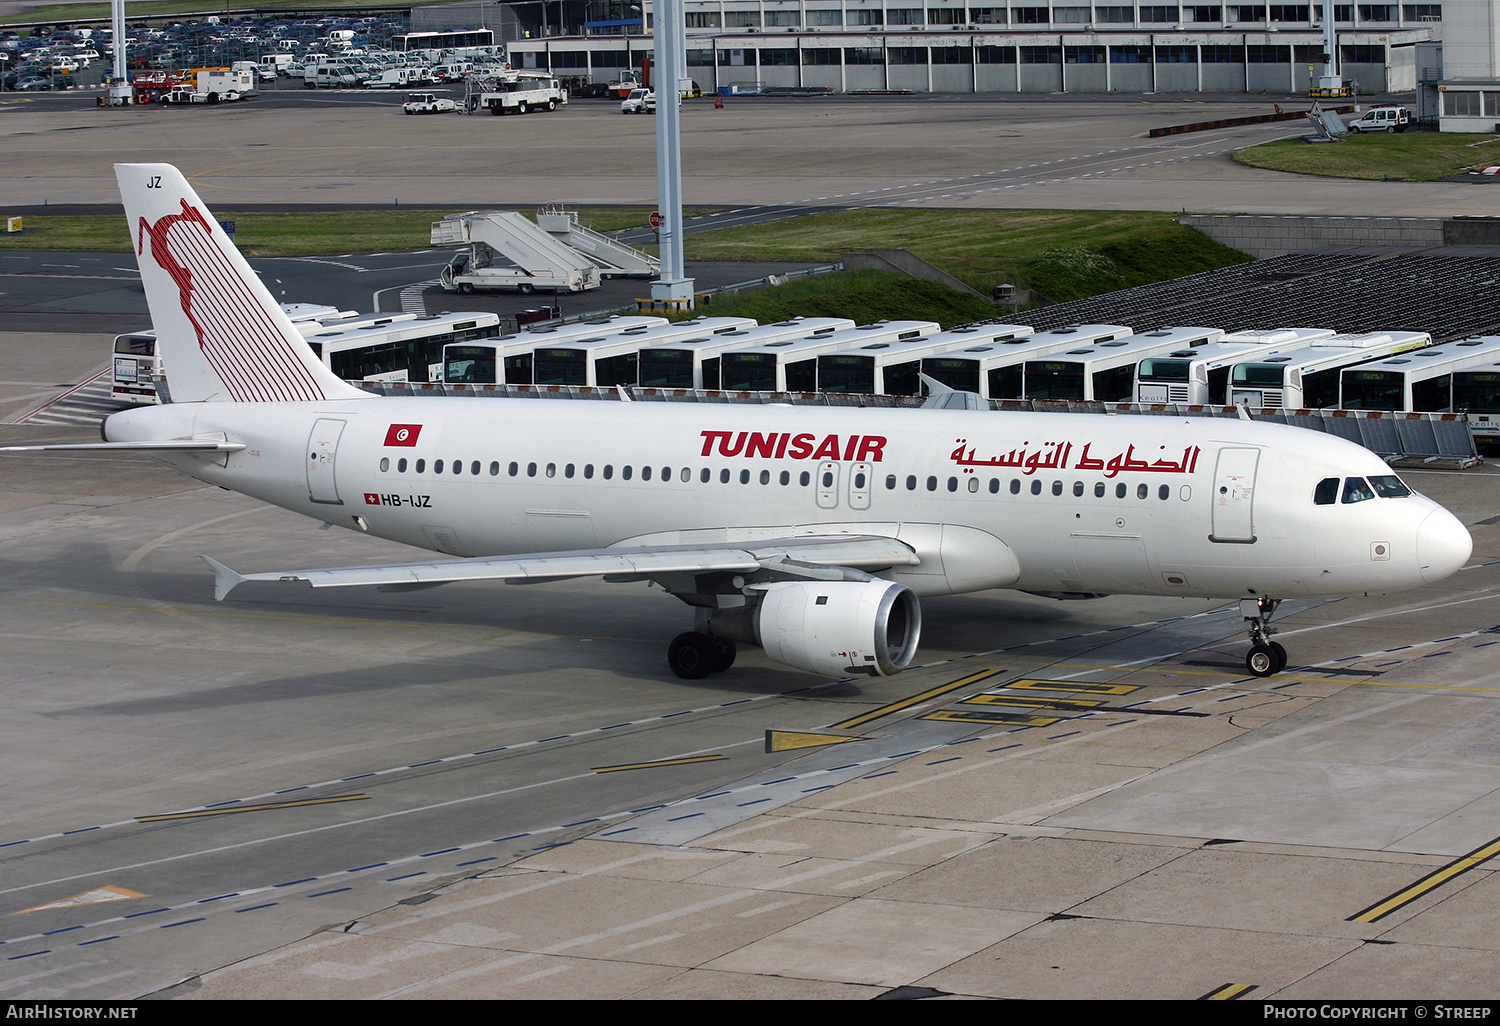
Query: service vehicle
1347 105 1410 133
403 91 457 114
471 71 566 115
620 88 655 114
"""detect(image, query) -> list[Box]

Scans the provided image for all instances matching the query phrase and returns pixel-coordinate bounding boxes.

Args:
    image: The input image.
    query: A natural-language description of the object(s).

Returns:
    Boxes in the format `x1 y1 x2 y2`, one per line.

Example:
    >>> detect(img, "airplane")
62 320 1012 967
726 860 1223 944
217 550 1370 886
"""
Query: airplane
2 163 1474 681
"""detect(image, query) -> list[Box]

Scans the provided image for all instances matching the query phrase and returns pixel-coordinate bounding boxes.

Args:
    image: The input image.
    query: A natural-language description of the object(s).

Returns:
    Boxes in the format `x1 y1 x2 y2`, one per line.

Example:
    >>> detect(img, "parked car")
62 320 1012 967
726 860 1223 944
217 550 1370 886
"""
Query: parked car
1347 105 1410 134
620 87 654 114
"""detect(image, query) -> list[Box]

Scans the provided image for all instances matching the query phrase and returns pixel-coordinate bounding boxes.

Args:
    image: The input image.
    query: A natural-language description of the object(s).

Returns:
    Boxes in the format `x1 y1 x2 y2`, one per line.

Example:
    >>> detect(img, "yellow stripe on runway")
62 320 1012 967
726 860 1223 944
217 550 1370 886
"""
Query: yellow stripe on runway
592 754 729 773
1349 836 1500 923
1201 983 1257 1000
137 793 370 822
961 694 1104 711
830 668 1007 731
922 709 1061 727
1005 679 1142 696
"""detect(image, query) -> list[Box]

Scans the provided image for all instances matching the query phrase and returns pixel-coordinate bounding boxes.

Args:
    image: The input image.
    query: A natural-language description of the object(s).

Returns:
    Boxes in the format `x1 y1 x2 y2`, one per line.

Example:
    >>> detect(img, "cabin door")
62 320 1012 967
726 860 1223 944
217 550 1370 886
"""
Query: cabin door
306 418 346 506
1210 447 1259 543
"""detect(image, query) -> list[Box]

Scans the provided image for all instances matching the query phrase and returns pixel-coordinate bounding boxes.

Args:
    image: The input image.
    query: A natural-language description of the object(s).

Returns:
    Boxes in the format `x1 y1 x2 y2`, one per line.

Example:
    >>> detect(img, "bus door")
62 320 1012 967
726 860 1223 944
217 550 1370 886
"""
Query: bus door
816 461 840 509
306 418 346 505
1210 447 1259 543
847 462 872 510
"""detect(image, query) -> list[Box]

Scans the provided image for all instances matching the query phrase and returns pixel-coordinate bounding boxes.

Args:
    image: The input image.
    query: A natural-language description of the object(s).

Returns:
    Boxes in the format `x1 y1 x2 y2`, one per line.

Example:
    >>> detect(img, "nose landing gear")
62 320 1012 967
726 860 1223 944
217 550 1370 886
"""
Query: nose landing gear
1242 596 1286 677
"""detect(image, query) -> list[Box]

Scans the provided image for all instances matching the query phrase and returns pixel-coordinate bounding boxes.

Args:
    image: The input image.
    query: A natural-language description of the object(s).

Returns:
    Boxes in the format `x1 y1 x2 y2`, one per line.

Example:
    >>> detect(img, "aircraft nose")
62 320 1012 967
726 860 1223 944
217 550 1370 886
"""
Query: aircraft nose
1417 507 1472 583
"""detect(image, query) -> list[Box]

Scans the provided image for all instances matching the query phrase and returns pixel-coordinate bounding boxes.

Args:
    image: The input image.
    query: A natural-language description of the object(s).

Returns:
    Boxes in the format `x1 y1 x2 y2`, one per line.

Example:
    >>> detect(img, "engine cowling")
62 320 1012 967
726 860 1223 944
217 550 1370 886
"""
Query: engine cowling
752 580 921 677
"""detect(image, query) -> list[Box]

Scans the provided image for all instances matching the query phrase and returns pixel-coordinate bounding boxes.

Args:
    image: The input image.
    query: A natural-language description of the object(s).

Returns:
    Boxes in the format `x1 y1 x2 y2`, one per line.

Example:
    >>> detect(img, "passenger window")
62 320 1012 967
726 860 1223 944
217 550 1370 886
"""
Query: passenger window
508 462 518 476
720 469 730 484
680 468 691 483
662 467 671 481
1314 477 1339 505
642 466 653 481
907 475 918 490
782 471 791 486
968 478 979 493
1137 484 1148 499
622 465 633 481
398 458 408 473
416 459 426 473
1031 480 1042 495
1115 483 1126 498
603 465 614 480
989 479 999 494
453 460 462 475
472 461 481 476
927 476 938 491
1342 477 1376 503
1073 481 1084 497
584 464 595 479
886 474 897 490
435 460 445 474
1051 481 1063 496
947 477 958 492
701 468 711 483
380 457 389 472
1010 479 1021 495
741 469 751 484
526 462 536 477
800 471 811 486
1158 485 1169 500
760 470 771 485
565 463 575 479
1094 482 1105 498
489 462 499 476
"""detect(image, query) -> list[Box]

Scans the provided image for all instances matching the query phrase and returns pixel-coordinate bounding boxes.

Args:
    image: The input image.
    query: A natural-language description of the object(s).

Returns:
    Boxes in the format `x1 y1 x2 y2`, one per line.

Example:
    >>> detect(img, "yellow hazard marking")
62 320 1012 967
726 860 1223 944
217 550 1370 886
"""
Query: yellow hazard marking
921 709 1061 727
1202 983 1257 1000
136 793 370 822
765 730 864 753
1005 679 1142 696
592 754 729 773
1349 836 1500 923
962 694 1104 711
15 885 148 915
830 668 1007 730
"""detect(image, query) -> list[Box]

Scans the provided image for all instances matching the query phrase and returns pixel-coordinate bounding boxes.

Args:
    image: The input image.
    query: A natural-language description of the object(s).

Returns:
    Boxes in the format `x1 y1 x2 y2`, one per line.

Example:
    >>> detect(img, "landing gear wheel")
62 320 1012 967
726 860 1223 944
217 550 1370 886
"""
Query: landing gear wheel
1268 641 1288 673
1246 644 1278 677
708 636 736 673
668 632 717 680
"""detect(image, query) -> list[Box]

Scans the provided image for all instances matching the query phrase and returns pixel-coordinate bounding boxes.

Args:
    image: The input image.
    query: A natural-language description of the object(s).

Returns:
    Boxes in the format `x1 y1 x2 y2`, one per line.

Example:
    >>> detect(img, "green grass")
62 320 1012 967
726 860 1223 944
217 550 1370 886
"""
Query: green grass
687 270 1000 328
1234 131 1500 182
683 208 1252 302
0 208 692 257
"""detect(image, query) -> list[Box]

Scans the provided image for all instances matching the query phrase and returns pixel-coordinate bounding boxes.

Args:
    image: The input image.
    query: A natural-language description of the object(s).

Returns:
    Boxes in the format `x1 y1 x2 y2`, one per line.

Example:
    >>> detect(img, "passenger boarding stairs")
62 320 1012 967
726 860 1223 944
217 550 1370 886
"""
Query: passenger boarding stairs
535 206 660 278
432 211 602 290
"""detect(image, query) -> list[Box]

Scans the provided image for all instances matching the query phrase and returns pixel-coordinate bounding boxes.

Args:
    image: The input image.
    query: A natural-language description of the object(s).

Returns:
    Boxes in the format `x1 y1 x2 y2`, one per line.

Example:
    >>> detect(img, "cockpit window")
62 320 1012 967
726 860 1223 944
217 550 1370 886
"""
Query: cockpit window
1314 478 1339 505
1342 477 1377 504
1368 475 1412 498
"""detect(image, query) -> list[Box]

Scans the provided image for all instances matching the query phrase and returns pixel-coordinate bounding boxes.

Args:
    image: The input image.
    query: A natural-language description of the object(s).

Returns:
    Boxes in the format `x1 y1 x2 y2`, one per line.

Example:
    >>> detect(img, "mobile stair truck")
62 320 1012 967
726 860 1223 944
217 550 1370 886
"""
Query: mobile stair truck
434 211 602 295
466 71 567 115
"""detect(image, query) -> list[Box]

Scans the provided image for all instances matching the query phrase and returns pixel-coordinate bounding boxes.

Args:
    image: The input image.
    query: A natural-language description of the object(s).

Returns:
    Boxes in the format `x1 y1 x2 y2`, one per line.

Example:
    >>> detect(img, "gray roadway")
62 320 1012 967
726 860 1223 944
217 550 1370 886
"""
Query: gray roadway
2 93 1500 1000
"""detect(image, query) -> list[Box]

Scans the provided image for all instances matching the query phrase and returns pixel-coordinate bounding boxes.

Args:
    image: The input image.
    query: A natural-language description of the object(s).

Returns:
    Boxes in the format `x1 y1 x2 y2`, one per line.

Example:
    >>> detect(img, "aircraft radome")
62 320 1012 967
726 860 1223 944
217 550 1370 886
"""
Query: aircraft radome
2 164 1473 681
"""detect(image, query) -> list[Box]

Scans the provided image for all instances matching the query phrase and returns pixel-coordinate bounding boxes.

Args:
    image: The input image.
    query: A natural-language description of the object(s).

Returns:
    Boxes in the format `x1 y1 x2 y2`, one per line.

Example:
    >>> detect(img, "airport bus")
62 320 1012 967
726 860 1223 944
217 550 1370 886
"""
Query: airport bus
637 318 854 390
111 304 366 405
919 324 1131 400
719 321 938 393
310 312 504 383
816 323 1033 396
1340 335 1500 412
530 317 758 387
1023 327 1224 403
1226 330 1429 410
442 315 669 385
1132 328 1336 406
1451 349 1500 444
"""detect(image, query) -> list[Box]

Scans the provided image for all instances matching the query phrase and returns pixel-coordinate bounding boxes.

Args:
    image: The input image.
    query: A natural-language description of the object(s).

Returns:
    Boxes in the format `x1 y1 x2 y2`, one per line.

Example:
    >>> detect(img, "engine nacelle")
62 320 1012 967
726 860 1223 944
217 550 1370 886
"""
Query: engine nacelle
752 580 921 677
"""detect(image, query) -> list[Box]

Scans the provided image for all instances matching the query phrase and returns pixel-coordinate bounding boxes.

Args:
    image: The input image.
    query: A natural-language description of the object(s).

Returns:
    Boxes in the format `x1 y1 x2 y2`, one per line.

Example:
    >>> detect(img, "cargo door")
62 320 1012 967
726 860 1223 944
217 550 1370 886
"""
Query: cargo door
1210 447 1259 543
306 418 345 505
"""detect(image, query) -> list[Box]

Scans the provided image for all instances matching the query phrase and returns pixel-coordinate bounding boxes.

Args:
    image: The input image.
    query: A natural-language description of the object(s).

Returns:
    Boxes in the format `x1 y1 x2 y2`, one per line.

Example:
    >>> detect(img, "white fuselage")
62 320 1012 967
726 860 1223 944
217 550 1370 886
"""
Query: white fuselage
103 397 1471 603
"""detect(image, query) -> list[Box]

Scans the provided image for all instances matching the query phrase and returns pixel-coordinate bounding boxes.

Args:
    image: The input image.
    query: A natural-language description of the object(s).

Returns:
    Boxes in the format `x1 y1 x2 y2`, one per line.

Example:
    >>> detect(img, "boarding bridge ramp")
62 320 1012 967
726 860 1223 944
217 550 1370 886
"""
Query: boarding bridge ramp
431 211 601 288
534 207 660 278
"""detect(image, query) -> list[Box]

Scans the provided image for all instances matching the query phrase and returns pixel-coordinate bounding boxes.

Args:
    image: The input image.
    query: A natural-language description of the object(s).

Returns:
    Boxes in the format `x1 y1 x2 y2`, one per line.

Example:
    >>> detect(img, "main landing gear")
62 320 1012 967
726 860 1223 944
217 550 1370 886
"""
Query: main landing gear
1242 596 1287 677
667 632 737 680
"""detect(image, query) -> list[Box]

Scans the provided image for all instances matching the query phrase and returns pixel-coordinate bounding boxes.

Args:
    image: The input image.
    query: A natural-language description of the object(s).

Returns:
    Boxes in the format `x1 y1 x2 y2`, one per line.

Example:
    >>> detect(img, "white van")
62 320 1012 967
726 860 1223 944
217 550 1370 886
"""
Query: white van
1347 105 1410 134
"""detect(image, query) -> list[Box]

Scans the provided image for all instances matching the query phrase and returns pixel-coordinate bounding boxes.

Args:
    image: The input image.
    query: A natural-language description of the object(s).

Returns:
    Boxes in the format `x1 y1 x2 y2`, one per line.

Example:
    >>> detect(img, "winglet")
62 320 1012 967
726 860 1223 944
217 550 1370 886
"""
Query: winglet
201 555 247 601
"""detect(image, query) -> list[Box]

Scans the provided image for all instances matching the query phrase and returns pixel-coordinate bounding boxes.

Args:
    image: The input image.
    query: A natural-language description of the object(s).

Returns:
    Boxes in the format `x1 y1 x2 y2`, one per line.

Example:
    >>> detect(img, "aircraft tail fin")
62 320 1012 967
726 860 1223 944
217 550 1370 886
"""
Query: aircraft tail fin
115 164 371 404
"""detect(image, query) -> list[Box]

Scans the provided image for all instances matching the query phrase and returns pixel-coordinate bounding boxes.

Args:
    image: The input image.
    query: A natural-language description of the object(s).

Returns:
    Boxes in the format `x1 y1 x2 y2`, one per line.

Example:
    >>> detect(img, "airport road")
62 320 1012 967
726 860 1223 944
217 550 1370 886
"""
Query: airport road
1 336 1500 999
3 91 1496 217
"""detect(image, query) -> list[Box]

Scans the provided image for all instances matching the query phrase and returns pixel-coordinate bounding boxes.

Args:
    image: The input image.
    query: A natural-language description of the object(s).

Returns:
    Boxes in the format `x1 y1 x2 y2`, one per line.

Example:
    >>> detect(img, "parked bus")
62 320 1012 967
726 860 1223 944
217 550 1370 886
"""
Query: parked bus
309 312 504 383
919 324 1131 400
530 317 757 387
637 318 854 390
1023 327 1224 402
1227 330 1428 410
719 321 938 393
1133 328 1335 406
111 304 365 405
817 323 1033 396
1450 347 1500 445
442 315 669 385
1341 335 1500 412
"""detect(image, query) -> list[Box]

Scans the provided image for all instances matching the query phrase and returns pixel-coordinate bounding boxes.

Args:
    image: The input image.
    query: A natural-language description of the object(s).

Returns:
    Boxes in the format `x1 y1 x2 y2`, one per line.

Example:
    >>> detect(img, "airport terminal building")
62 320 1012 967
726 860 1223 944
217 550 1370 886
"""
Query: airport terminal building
422 0 1477 95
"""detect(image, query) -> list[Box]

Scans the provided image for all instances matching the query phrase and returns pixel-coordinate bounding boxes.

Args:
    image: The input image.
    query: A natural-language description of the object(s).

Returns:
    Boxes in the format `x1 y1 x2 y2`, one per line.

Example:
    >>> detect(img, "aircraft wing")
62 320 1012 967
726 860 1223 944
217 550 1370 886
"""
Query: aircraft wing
0 440 246 453
202 534 920 602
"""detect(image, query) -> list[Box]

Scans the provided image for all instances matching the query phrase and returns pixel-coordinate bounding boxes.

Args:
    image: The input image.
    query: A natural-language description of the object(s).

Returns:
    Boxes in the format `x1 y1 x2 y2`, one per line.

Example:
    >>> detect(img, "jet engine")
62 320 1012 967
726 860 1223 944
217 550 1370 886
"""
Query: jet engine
750 579 921 677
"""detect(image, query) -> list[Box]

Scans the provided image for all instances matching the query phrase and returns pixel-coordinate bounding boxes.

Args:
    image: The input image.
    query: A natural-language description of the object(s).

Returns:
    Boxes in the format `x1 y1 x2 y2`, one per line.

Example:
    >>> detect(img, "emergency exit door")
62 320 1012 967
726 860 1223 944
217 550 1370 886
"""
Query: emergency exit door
306 418 345 505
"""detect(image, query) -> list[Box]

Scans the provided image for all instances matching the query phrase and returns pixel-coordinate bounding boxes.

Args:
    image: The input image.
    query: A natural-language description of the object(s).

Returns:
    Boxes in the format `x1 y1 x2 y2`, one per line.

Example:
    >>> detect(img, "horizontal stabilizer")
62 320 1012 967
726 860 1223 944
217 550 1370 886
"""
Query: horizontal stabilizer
0 440 246 454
